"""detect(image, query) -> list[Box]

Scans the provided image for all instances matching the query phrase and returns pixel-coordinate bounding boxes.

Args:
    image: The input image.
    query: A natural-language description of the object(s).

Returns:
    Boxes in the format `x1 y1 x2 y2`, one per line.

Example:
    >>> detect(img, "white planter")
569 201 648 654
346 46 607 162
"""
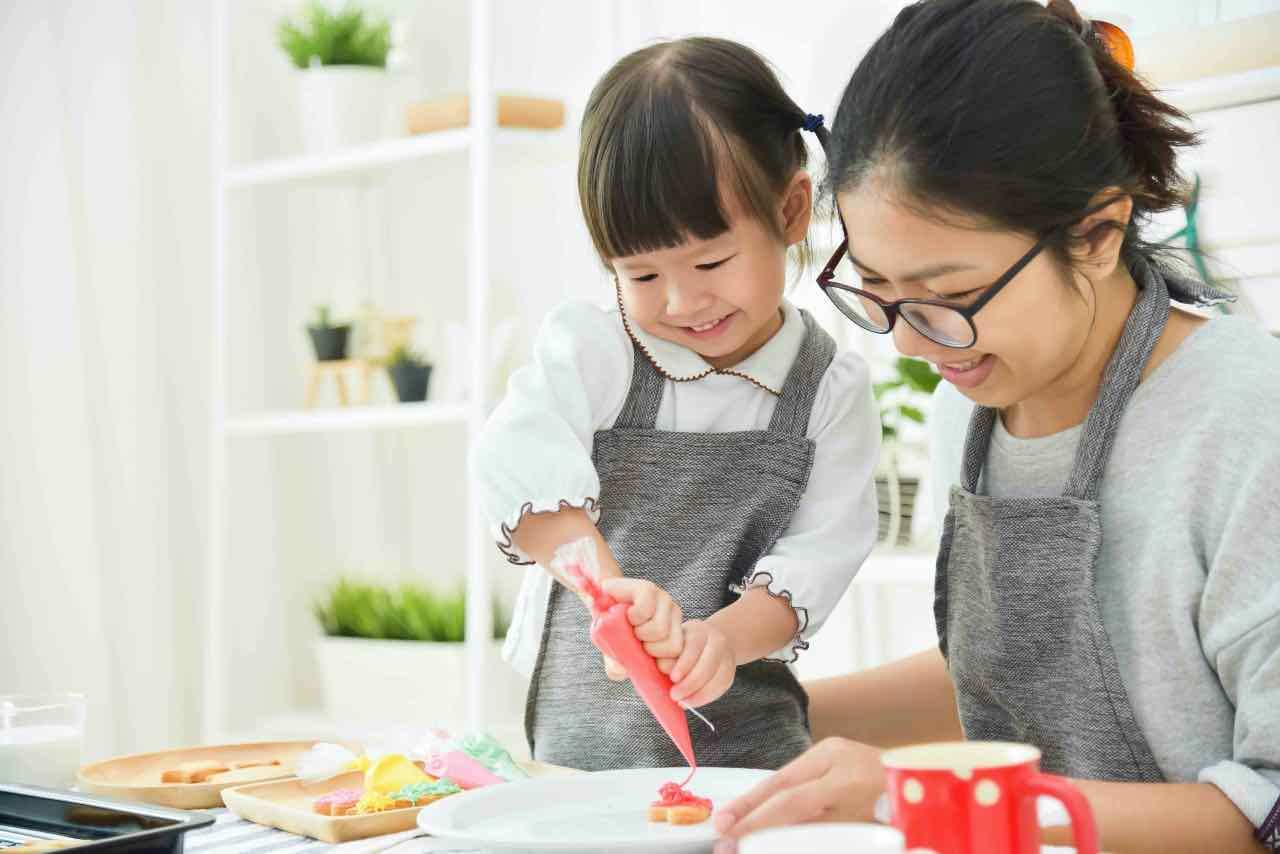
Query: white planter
314 636 529 733
297 66 388 153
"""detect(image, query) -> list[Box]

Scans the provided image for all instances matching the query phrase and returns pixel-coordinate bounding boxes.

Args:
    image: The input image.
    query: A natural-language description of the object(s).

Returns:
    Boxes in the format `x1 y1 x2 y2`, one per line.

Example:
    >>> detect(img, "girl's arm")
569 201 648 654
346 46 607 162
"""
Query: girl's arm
1051 780 1264 854
706 586 800 665
805 648 963 747
511 507 622 588
470 302 629 569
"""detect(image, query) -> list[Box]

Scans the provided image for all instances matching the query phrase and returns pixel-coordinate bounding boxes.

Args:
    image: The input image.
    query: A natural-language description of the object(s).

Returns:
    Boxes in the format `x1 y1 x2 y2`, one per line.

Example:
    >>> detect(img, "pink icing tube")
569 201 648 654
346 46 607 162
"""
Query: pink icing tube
560 555 697 773
424 750 505 790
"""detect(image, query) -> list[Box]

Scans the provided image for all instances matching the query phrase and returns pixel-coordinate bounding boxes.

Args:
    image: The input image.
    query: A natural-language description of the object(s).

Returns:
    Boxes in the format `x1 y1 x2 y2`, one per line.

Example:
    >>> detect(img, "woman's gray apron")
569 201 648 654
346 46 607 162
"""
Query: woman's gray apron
526 310 834 771
935 258 1229 780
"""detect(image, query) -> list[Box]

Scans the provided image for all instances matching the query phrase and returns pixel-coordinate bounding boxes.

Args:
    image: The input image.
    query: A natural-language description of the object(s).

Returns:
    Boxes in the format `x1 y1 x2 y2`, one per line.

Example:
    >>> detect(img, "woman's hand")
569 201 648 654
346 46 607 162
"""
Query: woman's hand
668 619 736 707
712 737 888 846
598 578 685 680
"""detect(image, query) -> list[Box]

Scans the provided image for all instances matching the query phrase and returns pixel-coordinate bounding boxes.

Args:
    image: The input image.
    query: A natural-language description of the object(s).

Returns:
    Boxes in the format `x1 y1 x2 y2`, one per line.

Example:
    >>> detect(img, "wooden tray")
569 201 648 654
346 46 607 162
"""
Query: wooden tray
222 760 575 844
77 740 317 809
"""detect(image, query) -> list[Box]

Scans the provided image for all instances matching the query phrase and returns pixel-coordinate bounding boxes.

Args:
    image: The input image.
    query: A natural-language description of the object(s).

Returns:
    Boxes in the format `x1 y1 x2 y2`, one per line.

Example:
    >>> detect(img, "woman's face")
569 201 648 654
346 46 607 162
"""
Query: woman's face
836 183 1096 409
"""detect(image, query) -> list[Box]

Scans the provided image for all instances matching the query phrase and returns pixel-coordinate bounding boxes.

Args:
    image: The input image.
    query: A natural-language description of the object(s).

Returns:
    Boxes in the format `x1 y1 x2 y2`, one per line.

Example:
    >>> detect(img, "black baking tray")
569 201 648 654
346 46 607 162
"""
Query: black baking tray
0 784 214 852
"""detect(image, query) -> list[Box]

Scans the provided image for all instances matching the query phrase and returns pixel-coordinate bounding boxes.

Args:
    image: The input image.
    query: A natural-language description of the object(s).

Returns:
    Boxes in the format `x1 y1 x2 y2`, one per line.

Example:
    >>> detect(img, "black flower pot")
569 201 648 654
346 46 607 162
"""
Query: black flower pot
307 324 351 361
389 362 432 402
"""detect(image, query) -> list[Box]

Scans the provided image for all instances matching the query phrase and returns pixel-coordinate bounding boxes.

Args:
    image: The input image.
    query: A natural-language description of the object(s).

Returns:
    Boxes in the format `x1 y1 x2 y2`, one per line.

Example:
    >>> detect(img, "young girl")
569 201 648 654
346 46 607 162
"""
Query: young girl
471 37 880 772
716 1 1280 851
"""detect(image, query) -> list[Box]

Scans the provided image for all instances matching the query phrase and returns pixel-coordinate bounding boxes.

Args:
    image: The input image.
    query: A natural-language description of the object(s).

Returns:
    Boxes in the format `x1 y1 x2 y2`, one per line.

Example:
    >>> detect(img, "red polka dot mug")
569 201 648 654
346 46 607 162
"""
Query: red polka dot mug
881 741 1098 854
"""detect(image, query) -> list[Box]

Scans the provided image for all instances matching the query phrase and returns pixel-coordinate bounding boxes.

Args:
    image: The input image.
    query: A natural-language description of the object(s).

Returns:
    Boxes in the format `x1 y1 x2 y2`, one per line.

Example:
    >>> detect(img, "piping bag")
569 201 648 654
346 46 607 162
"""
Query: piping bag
552 538 710 778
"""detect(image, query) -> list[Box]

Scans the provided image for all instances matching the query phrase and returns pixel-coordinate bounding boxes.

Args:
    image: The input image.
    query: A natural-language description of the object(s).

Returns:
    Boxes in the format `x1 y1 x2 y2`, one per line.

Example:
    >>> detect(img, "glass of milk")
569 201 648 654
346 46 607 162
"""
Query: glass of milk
0 693 86 789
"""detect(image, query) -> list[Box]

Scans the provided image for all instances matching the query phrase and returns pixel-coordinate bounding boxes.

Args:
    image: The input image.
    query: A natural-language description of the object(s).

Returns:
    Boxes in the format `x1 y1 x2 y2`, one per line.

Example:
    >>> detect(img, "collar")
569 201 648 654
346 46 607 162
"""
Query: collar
621 301 806 397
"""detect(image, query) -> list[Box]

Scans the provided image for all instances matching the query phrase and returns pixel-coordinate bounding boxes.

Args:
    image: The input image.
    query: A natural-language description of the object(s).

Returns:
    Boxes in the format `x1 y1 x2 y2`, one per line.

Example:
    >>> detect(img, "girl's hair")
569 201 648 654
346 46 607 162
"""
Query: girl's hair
578 37 826 268
825 0 1198 268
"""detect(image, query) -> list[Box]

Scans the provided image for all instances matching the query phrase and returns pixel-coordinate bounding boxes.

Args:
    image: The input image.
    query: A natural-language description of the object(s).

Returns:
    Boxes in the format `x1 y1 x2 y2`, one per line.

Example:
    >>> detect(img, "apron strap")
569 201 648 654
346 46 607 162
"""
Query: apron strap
959 406 999 494
958 263 1172 500
1063 265 1170 500
768 310 837 437
612 341 667 429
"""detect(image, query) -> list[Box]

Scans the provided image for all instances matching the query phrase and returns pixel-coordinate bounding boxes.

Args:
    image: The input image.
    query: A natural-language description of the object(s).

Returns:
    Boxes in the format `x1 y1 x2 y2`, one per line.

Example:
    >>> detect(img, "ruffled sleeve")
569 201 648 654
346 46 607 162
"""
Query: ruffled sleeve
737 350 881 663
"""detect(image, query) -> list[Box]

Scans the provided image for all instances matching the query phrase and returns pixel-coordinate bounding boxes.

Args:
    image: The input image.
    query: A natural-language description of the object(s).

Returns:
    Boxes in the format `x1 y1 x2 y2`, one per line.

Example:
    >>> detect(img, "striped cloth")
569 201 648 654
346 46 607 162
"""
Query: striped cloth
185 809 485 854
188 808 1090 852
185 810 334 853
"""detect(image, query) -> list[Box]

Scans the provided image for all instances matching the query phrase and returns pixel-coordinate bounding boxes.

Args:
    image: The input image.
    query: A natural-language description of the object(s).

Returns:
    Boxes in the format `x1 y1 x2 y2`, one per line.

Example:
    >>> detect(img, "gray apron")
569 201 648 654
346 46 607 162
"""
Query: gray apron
935 257 1230 781
526 310 835 771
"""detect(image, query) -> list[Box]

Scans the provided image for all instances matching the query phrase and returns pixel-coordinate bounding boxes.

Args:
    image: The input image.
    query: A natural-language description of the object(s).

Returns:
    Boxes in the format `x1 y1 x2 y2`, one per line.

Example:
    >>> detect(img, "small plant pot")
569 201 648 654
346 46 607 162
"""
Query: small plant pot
297 66 388 153
307 324 351 362
389 362 432 402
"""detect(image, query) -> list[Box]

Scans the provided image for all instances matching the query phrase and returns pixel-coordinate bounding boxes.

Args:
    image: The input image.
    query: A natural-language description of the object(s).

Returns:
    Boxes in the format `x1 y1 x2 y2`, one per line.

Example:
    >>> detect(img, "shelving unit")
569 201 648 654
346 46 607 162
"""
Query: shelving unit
222 402 469 438
221 126 571 188
205 0 582 743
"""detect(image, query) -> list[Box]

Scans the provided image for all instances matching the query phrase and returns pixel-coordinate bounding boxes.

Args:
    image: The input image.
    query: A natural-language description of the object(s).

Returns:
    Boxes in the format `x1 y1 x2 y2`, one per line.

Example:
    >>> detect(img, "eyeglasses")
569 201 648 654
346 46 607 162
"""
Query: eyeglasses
815 228 1056 349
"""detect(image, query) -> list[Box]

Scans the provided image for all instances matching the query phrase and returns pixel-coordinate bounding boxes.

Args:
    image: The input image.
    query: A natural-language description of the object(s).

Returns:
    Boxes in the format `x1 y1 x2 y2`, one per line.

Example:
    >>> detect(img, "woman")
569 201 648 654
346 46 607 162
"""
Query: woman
714 1 1280 852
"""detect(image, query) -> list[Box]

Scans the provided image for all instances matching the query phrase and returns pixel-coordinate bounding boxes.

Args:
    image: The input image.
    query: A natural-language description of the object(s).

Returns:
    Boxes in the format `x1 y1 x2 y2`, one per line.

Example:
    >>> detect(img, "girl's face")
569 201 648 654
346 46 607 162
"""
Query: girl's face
611 175 811 370
836 184 1095 410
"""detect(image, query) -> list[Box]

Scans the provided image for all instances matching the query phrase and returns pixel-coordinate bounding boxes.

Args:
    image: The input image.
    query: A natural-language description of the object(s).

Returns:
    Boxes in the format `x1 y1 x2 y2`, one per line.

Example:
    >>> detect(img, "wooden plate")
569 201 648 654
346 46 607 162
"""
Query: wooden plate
222 761 575 844
77 740 317 809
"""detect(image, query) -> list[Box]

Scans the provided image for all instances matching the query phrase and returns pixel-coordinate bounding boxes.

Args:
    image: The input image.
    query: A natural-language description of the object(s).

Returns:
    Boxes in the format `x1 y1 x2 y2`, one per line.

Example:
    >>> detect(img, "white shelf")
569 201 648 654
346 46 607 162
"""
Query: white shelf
222 127 573 189
223 130 471 187
222 401 469 437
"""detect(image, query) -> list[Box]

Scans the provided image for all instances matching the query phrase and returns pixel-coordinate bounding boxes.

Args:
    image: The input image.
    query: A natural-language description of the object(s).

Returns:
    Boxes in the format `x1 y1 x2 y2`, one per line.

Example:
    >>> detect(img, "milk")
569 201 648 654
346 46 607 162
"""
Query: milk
0 724 83 789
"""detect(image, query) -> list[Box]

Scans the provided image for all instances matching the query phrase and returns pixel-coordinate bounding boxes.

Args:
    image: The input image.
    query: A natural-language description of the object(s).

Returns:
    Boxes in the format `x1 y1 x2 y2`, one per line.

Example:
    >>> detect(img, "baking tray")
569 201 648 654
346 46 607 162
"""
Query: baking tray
77 741 314 809
0 783 214 851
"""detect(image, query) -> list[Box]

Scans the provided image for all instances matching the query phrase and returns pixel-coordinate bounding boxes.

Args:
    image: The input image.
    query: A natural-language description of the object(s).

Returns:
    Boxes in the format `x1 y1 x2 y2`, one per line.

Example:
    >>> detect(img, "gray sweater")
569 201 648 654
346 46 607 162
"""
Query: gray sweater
929 315 1280 832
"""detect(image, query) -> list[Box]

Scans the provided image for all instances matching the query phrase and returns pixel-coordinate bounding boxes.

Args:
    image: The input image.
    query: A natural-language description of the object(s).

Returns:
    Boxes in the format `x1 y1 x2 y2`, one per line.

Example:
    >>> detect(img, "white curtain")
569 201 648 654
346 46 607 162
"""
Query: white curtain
0 1 211 759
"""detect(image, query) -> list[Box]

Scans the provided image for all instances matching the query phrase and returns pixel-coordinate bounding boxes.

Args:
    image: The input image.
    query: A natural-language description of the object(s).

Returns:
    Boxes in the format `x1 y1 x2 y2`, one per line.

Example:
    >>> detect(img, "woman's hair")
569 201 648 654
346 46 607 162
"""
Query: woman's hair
825 0 1198 268
578 37 826 268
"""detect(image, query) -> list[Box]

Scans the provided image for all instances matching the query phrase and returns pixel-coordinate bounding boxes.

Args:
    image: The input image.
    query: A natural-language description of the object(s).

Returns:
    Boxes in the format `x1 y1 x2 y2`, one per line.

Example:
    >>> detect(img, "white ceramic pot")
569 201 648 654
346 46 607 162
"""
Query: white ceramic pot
297 66 387 152
314 637 528 734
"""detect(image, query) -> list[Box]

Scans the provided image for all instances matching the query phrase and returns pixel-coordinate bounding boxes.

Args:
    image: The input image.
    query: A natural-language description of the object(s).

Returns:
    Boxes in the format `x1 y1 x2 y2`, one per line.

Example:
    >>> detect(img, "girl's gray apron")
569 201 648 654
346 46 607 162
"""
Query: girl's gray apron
935 258 1229 780
526 310 835 771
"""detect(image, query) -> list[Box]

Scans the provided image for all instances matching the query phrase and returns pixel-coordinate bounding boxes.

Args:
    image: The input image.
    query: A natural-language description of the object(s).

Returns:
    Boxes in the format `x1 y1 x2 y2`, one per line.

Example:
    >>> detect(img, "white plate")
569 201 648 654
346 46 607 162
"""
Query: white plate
417 766 768 853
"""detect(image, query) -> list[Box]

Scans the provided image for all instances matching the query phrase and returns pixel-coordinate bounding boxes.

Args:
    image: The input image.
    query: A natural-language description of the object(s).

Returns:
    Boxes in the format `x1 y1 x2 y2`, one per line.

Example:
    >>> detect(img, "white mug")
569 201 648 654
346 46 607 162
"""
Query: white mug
739 822 907 854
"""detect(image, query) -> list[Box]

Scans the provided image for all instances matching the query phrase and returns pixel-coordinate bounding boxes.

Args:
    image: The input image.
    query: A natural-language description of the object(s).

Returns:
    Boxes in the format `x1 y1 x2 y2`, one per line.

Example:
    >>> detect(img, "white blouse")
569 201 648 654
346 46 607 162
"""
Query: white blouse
470 299 881 677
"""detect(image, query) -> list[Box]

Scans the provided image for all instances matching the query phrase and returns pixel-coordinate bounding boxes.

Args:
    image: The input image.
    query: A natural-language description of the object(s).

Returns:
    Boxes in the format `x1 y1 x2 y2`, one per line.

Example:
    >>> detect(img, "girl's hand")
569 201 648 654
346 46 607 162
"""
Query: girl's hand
598 578 685 681
712 737 887 845
668 619 736 707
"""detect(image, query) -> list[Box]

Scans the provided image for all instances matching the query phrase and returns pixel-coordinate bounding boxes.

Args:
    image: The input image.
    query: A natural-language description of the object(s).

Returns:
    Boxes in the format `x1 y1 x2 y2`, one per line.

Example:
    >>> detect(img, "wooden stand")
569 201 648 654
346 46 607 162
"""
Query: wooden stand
304 360 382 407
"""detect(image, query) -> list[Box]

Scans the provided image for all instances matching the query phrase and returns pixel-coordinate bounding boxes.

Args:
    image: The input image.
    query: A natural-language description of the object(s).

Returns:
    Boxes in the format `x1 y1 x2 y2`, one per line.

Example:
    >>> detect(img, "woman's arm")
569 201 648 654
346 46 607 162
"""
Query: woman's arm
805 647 962 747
1051 779 1264 854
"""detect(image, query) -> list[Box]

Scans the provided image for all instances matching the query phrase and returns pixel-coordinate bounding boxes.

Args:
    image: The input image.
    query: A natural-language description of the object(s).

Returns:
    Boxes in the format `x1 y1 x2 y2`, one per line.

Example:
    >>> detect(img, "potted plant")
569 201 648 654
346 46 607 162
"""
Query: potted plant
306 304 351 362
277 2 392 152
874 357 941 547
386 345 432 403
313 579 524 729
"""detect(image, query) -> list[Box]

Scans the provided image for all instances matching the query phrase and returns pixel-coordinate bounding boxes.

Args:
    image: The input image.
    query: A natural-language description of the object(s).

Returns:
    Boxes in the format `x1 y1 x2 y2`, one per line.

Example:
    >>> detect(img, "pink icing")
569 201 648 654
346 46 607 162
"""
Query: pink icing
424 750 504 790
314 787 361 806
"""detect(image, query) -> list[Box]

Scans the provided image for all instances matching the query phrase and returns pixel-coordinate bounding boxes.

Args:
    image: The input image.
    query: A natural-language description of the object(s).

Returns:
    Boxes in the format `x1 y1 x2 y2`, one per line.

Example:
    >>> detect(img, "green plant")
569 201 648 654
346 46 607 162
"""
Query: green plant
311 304 341 329
278 2 392 70
874 357 941 441
314 578 510 642
387 344 429 368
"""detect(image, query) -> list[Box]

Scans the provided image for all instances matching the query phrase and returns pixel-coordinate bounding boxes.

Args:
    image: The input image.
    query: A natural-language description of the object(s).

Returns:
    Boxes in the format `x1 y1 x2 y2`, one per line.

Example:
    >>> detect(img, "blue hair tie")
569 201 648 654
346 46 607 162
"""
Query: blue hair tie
801 113 824 133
